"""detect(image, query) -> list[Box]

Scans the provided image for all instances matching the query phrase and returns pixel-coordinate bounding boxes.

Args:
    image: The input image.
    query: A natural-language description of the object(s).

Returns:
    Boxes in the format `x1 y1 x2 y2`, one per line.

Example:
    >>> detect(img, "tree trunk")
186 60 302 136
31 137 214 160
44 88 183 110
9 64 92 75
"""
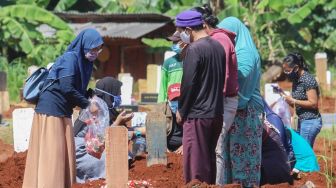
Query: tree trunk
0 71 6 91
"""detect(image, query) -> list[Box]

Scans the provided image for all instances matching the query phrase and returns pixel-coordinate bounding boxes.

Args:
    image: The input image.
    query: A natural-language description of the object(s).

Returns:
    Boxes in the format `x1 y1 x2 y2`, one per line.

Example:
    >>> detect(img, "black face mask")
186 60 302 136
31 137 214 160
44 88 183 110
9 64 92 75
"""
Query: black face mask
287 70 299 81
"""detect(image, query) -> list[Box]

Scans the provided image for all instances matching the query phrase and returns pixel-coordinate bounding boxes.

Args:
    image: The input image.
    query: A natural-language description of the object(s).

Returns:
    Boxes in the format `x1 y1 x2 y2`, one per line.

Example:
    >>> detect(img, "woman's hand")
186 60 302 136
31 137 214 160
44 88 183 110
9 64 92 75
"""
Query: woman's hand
89 102 99 116
175 145 183 155
176 111 182 125
282 95 296 106
113 110 134 126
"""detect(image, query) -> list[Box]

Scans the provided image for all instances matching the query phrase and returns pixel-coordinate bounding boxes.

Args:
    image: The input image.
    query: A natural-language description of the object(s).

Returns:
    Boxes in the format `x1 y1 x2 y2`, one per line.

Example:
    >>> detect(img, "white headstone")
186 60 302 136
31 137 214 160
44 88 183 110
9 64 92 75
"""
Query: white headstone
131 112 147 127
118 73 133 105
13 108 34 152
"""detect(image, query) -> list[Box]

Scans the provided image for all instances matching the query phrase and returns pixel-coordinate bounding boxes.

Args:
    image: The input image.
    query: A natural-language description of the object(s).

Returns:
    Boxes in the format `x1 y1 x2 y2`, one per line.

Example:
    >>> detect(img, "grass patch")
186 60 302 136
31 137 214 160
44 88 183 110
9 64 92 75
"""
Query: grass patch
318 128 336 140
0 119 13 145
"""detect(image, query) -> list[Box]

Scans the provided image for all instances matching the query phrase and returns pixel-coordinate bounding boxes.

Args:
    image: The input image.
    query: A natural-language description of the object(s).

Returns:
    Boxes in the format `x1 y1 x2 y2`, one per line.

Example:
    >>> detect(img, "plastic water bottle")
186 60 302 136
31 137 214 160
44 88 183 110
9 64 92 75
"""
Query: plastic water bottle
133 136 146 156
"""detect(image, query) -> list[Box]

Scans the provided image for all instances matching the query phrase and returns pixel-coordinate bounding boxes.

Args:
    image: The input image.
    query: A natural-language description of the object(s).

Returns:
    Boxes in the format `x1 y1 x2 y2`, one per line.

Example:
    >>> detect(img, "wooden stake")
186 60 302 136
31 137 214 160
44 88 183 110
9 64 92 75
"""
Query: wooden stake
105 126 128 188
146 112 167 167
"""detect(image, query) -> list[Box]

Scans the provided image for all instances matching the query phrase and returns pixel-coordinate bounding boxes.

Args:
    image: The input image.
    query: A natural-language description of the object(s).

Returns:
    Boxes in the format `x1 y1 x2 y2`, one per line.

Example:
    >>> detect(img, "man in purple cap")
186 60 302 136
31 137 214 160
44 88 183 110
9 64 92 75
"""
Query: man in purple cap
175 10 226 184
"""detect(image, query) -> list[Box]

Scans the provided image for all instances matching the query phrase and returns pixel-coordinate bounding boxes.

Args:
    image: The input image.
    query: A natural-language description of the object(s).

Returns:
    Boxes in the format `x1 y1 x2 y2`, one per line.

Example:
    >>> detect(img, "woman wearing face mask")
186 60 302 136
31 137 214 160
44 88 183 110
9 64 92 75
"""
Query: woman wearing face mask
218 17 264 187
282 53 322 147
73 77 134 183
158 31 187 153
23 29 103 188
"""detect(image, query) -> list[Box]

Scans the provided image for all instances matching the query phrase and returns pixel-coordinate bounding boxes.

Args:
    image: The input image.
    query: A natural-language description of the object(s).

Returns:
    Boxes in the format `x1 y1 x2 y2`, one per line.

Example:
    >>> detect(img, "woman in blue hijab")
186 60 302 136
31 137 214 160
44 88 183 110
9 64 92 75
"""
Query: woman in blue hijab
23 29 103 188
217 17 264 187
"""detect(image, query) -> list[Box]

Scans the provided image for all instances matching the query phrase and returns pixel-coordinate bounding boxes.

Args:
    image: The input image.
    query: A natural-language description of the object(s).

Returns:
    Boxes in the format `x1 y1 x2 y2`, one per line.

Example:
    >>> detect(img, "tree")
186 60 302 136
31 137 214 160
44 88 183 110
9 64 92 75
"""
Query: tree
0 3 74 101
217 0 336 68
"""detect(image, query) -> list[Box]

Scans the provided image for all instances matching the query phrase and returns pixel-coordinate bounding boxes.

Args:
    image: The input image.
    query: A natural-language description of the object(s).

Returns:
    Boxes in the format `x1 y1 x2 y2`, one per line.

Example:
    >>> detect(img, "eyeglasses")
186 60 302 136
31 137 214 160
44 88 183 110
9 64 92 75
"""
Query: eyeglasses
91 48 103 54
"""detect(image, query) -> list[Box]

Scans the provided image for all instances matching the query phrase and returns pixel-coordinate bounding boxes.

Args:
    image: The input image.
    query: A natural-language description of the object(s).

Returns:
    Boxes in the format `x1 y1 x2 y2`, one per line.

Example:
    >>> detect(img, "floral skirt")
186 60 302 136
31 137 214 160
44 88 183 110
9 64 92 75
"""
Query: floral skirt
222 105 263 187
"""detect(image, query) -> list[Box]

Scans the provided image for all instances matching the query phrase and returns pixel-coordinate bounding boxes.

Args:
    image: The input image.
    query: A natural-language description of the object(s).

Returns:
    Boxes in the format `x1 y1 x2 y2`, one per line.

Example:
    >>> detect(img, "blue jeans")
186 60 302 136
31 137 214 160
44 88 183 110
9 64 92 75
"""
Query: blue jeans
299 118 322 147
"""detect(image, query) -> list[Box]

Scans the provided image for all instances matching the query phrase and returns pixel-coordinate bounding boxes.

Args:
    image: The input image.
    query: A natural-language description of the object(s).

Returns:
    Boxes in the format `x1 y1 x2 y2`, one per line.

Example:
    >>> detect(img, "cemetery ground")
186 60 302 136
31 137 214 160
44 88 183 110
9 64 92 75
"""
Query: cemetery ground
0 99 335 188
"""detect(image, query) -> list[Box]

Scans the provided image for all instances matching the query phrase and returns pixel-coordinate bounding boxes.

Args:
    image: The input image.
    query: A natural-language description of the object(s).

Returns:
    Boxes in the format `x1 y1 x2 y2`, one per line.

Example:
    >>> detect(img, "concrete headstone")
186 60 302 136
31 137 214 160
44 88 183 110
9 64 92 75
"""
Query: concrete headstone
146 64 161 93
131 112 147 127
13 108 34 152
118 73 133 105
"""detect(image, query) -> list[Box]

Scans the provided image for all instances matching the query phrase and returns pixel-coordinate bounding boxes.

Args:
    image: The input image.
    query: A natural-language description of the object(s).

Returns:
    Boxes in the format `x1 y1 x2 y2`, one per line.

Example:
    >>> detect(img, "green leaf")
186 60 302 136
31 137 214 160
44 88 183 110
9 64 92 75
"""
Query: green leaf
217 5 247 20
298 28 312 42
35 0 51 8
141 38 171 48
0 5 71 30
287 0 323 24
1 17 34 53
54 0 77 11
256 0 269 10
165 6 193 17
324 30 336 50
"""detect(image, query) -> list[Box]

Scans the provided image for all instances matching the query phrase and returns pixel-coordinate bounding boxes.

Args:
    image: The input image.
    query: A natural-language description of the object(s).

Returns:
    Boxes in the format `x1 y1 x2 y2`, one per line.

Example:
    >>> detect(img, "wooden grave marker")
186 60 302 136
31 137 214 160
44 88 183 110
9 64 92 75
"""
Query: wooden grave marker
0 71 6 91
146 111 167 167
105 126 128 188
315 52 328 91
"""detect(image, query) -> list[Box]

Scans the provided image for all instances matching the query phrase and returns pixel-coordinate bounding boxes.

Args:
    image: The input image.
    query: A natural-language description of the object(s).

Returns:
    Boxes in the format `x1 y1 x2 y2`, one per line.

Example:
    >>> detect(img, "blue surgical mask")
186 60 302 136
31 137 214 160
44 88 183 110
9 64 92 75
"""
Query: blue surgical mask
95 88 122 108
171 44 181 54
113 95 122 108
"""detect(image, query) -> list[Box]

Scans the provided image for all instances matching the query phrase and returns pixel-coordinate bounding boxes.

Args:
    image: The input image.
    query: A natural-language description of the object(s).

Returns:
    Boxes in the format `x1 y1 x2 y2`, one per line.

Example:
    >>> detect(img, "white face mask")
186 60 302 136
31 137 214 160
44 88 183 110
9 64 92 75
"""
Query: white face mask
180 30 191 44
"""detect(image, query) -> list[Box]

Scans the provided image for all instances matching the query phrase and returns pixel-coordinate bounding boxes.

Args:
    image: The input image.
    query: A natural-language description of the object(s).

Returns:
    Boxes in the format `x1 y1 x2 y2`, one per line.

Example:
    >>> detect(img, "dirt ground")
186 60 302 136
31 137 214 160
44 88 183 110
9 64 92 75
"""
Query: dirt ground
0 137 335 188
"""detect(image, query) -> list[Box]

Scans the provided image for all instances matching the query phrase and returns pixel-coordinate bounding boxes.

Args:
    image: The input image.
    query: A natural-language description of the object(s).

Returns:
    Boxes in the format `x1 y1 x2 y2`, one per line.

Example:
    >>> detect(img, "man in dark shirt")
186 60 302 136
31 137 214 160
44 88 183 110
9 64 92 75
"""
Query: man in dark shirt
175 10 226 184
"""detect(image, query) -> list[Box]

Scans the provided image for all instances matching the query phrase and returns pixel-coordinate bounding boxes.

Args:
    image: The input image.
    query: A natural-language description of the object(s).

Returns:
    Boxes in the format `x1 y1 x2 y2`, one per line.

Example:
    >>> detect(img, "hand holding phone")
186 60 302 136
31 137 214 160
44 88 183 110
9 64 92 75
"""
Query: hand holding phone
271 85 285 95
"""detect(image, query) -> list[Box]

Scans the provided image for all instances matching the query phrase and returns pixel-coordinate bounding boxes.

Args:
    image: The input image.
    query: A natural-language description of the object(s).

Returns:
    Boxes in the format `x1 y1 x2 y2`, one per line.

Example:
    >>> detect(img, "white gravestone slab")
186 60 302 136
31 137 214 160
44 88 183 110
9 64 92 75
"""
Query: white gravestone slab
131 112 147 127
13 108 34 152
118 73 133 105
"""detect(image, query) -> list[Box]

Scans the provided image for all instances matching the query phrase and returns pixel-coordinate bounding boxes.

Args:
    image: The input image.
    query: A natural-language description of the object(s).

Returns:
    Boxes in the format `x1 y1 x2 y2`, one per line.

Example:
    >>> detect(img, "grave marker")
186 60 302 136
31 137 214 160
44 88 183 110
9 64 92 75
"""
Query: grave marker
146 112 167 167
315 52 328 90
13 108 34 152
118 73 133 105
105 126 128 188
146 64 161 93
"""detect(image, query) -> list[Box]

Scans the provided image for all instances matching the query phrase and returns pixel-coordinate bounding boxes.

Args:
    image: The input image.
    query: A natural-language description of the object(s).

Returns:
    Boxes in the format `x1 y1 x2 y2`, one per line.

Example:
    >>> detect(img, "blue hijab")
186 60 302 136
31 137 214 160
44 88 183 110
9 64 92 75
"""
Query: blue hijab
218 17 263 110
47 29 103 94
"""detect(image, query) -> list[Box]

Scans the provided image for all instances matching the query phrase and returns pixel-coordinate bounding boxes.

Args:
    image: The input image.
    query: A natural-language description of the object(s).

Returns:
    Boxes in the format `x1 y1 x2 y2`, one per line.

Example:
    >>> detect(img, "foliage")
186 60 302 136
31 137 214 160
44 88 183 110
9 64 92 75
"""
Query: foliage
0 57 28 102
0 3 74 102
217 0 336 69
2 0 336 101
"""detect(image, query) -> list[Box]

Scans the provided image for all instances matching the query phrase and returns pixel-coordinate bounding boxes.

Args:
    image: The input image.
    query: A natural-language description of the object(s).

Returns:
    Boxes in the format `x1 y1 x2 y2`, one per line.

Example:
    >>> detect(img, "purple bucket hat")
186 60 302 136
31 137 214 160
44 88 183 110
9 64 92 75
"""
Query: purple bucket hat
175 10 203 27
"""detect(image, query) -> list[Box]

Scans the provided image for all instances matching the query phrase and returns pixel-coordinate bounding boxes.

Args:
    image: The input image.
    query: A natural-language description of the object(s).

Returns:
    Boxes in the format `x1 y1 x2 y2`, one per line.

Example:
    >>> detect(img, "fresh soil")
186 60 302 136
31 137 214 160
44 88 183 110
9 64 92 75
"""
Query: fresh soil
0 151 26 188
0 138 335 188
0 139 13 163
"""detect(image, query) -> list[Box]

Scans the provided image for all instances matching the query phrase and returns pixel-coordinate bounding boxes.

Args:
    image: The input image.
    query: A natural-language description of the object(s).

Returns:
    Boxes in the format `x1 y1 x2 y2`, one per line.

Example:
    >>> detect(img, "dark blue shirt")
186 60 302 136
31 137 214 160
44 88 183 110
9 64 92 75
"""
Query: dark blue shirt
292 71 320 120
35 76 89 118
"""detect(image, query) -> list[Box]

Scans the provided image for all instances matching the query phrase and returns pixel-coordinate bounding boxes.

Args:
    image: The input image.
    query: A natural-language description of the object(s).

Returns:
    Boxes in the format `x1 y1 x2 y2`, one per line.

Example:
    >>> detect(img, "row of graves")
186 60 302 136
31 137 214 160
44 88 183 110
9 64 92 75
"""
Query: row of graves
11 56 173 187
6 52 336 187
